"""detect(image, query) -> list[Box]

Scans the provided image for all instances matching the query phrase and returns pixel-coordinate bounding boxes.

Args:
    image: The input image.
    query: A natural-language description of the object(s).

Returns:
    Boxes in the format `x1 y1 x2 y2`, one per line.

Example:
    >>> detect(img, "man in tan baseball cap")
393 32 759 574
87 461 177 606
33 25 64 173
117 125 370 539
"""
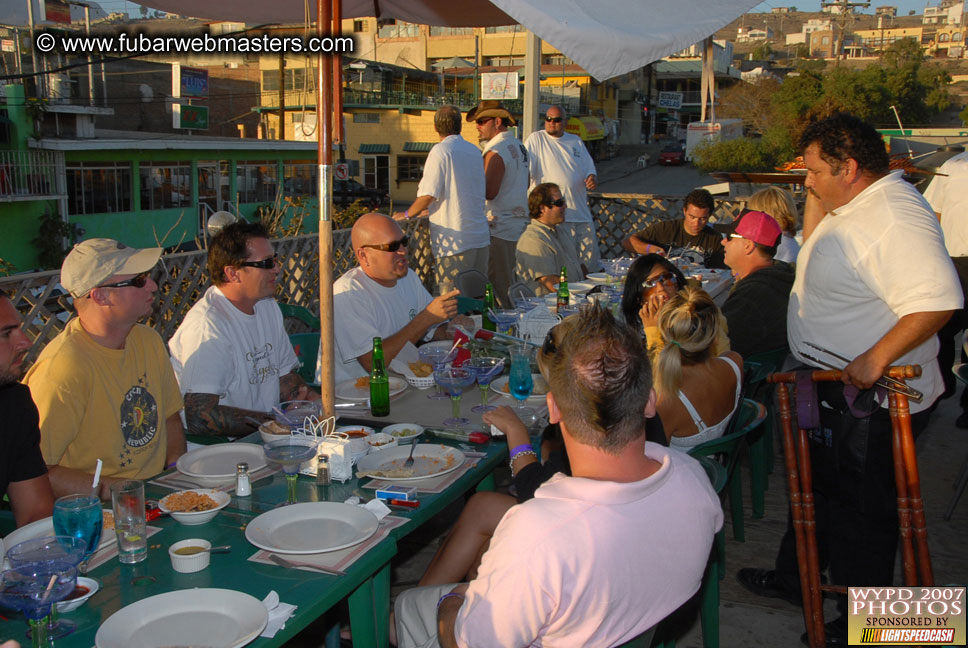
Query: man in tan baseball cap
24 238 186 499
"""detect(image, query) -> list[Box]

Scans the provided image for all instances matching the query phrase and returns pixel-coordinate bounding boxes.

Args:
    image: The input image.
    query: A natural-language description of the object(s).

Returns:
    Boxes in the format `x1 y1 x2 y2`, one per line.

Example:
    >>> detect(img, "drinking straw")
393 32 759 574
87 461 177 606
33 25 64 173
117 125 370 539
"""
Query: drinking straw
91 459 103 496
272 407 296 425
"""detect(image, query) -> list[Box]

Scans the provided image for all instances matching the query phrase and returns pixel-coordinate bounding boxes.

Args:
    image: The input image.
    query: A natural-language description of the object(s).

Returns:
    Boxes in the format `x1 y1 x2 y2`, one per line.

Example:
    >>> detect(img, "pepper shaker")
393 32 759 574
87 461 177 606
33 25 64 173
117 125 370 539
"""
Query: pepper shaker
316 454 331 486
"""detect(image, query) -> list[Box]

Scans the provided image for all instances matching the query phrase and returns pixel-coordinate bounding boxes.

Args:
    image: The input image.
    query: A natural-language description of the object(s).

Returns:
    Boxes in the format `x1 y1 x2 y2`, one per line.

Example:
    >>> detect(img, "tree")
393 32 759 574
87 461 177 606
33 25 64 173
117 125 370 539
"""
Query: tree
881 37 923 68
961 105 968 127
718 78 782 135
752 42 774 61
908 9 916 15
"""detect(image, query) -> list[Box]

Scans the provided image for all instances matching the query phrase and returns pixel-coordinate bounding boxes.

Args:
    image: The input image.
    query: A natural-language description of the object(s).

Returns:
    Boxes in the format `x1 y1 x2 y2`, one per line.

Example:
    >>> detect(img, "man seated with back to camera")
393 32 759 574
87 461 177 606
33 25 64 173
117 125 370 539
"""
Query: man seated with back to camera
392 306 723 648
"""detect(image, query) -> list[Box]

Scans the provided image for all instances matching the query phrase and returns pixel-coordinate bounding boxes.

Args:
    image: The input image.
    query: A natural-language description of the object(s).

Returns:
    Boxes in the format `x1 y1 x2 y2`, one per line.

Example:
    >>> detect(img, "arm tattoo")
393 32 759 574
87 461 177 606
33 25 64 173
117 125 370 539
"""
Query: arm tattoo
184 393 270 437
279 371 307 402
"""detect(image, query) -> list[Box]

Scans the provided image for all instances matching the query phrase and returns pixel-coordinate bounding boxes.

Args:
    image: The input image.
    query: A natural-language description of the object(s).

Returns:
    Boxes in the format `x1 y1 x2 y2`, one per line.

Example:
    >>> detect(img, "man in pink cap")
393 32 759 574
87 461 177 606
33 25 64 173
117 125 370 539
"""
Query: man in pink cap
720 209 794 358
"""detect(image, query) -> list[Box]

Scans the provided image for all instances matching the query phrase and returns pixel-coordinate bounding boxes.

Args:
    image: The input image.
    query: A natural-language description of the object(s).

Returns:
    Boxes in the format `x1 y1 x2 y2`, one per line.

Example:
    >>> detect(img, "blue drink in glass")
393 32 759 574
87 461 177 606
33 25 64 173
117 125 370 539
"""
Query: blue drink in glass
52 495 103 568
508 344 536 417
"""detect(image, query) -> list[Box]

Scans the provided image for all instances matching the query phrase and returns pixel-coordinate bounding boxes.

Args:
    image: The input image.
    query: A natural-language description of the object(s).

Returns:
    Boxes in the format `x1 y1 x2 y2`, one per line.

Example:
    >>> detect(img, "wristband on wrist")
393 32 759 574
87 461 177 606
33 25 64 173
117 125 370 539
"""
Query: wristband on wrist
509 450 537 476
509 443 533 458
404 208 411 219
165 461 177 470
437 592 465 610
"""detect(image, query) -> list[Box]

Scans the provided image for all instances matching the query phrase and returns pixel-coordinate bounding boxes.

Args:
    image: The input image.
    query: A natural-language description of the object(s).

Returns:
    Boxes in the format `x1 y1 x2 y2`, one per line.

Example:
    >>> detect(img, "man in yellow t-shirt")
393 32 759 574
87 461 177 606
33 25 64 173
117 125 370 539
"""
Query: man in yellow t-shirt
24 239 186 499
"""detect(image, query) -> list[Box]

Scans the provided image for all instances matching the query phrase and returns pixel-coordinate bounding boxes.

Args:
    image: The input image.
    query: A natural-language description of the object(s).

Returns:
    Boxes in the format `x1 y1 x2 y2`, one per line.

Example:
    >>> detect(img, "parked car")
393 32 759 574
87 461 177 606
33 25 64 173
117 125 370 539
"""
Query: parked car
335 179 387 209
659 144 685 166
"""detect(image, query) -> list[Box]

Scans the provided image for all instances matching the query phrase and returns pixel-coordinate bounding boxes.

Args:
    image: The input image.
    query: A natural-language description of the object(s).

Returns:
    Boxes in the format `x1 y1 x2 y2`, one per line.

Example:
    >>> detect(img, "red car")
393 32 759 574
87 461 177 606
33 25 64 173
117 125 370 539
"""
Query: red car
659 144 685 165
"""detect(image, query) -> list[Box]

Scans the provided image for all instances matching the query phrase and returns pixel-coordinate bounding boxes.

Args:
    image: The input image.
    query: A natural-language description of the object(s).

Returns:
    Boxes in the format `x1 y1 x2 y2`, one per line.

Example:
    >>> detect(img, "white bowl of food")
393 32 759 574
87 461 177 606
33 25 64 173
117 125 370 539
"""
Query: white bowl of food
259 419 293 444
168 538 211 574
366 432 398 452
381 423 425 445
335 425 376 460
57 576 99 612
159 489 231 525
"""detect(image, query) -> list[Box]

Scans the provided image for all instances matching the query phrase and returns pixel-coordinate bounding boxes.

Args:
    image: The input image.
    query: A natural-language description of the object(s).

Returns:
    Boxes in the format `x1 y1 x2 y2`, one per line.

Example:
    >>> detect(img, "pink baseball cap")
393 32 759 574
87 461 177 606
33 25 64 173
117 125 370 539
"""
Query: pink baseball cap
732 210 782 247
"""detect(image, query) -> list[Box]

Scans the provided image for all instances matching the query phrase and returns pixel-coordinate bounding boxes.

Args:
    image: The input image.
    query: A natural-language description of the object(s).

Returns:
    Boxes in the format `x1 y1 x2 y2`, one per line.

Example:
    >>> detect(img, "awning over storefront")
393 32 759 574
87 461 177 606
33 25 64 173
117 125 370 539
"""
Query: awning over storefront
565 116 605 141
358 143 390 154
403 142 436 153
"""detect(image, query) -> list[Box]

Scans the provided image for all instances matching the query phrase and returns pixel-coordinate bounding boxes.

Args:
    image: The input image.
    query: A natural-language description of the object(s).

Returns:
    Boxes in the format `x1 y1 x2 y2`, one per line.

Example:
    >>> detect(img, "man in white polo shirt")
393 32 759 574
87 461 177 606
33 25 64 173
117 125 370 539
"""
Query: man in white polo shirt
394 105 489 293
525 105 601 272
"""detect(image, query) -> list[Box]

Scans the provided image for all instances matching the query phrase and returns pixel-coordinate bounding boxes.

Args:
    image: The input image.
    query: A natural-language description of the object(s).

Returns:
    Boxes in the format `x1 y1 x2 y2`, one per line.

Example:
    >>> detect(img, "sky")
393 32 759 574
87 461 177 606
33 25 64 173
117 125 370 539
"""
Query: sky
751 0 931 16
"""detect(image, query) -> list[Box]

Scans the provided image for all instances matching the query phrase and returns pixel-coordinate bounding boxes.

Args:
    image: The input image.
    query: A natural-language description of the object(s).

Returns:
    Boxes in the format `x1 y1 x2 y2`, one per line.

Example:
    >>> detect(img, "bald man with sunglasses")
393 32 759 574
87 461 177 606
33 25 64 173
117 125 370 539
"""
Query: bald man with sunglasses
170 221 317 437
24 239 186 499
321 213 471 385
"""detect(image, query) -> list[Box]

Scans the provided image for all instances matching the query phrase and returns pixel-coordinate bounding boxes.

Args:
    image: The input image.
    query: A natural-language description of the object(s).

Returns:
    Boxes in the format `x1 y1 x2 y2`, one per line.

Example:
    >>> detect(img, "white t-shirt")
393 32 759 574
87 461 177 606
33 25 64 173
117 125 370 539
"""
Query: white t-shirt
787 171 962 412
923 151 968 257
482 130 530 241
323 267 434 384
169 286 298 413
524 130 597 224
454 444 723 647
417 134 489 258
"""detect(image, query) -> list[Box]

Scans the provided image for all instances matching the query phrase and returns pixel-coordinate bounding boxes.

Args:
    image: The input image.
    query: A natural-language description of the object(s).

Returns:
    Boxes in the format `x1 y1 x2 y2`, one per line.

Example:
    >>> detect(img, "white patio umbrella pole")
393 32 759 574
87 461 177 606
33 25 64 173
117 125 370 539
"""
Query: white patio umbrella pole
317 0 336 417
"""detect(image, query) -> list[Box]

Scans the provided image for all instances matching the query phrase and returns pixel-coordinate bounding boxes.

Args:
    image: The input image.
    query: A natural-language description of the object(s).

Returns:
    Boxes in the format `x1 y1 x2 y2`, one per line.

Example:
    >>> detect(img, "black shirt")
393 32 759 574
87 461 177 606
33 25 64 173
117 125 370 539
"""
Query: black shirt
633 219 726 268
0 383 49 500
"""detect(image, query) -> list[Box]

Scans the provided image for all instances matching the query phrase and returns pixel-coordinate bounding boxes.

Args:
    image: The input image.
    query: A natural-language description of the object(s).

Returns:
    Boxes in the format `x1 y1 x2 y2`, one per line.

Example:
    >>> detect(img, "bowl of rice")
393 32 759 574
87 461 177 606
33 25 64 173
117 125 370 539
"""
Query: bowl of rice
159 489 231 525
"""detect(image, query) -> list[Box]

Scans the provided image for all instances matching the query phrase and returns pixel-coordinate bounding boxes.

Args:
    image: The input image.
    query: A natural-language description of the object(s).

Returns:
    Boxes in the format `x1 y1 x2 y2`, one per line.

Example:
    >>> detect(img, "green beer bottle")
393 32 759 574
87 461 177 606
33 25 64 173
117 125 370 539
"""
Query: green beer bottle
556 266 569 312
483 283 496 332
369 337 390 417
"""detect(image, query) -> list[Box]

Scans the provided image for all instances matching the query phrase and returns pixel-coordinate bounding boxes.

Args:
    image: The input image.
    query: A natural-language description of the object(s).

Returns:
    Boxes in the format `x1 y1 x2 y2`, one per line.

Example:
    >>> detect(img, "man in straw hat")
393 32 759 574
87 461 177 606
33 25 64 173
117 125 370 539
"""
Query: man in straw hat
25 239 186 499
394 105 489 293
467 100 529 307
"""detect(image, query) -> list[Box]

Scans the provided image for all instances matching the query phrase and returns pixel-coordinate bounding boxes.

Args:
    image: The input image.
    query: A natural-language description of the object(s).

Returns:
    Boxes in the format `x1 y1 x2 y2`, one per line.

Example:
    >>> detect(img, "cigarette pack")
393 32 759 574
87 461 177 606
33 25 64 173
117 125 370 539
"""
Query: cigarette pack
375 485 417 501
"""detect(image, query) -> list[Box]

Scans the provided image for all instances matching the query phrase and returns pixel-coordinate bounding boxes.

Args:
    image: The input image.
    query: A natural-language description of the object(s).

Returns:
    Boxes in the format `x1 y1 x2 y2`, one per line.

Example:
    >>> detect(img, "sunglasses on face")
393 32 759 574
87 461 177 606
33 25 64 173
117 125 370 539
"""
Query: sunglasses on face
361 235 409 253
546 198 566 208
642 272 677 290
545 116 563 123
239 255 279 270
727 233 746 241
98 271 150 290
475 117 495 125
542 327 559 357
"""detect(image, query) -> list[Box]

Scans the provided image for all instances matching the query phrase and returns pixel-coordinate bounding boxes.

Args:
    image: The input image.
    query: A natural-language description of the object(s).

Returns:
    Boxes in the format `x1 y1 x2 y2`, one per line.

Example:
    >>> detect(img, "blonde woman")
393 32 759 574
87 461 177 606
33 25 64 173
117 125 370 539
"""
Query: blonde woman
747 186 800 263
655 286 743 449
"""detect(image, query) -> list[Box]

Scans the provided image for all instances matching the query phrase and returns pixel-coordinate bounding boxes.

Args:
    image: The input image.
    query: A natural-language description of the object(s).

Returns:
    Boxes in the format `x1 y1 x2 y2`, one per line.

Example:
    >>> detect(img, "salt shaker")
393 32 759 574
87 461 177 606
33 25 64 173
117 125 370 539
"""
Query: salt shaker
316 454 331 486
236 462 252 496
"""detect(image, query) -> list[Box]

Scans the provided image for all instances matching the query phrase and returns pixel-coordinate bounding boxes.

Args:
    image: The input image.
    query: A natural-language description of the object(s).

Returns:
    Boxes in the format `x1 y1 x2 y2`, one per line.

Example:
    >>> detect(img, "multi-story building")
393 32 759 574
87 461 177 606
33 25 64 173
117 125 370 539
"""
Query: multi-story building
853 26 925 51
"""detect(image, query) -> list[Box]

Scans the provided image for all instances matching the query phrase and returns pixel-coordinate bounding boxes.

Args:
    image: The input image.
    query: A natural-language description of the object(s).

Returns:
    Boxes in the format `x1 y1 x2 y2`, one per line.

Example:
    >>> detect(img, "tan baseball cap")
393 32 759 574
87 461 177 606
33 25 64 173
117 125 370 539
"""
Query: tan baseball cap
62 238 163 298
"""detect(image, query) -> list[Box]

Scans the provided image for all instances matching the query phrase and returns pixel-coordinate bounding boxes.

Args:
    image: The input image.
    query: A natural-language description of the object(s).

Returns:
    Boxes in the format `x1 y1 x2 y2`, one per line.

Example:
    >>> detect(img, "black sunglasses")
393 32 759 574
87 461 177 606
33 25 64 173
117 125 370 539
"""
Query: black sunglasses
98 271 150 290
642 272 677 290
239 255 279 270
542 328 558 357
545 117 563 123
475 117 495 125
546 198 566 208
361 235 409 253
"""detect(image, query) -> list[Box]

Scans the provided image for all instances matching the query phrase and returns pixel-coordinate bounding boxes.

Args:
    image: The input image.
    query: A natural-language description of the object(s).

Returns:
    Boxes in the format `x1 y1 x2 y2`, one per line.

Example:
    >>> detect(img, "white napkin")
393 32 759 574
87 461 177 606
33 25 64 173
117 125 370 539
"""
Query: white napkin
344 495 392 521
261 590 297 638
389 342 420 377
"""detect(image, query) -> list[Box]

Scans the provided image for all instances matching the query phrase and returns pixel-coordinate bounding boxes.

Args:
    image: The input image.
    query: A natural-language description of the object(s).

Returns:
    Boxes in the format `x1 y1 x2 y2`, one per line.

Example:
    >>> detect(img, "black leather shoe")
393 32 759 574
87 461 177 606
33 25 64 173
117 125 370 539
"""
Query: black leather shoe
800 618 848 646
736 568 802 606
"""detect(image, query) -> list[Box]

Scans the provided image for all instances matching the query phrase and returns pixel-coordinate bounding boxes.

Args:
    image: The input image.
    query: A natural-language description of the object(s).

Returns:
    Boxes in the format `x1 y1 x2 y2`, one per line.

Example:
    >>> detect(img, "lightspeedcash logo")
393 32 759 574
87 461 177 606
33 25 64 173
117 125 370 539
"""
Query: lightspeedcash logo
848 587 966 645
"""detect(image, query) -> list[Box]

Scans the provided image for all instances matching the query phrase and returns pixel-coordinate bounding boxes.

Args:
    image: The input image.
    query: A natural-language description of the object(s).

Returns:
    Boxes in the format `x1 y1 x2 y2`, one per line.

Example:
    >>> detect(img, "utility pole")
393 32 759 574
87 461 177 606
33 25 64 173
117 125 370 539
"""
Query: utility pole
822 0 870 60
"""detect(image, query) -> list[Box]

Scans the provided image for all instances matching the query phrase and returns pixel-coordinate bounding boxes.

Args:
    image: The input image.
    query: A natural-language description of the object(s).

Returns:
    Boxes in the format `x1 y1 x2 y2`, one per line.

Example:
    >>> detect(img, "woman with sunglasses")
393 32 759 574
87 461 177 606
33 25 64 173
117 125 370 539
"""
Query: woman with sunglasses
514 183 586 296
654 286 743 449
621 254 729 358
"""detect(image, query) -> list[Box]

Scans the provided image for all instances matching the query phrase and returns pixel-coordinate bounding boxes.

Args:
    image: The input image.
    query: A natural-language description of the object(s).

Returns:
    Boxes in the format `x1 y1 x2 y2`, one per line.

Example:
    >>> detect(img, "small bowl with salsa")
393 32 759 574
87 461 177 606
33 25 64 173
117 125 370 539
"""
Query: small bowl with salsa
335 425 376 461
57 576 99 612
169 538 211 573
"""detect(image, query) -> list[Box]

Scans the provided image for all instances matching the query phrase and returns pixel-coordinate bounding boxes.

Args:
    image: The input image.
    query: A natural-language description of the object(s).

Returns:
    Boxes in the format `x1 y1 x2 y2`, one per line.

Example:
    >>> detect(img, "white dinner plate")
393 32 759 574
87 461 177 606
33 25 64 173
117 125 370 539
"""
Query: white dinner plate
245 502 379 554
553 281 595 294
586 272 609 283
95 588 267 648
2 512 115 569
335 376 407 402
490 374 549 401
355 444 466 482
176 443 267 486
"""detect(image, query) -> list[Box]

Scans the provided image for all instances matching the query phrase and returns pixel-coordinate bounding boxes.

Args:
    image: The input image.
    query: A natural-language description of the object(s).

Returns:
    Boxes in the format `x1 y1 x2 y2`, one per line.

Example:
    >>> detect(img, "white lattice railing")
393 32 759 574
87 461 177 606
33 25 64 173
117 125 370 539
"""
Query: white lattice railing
0 149 65 201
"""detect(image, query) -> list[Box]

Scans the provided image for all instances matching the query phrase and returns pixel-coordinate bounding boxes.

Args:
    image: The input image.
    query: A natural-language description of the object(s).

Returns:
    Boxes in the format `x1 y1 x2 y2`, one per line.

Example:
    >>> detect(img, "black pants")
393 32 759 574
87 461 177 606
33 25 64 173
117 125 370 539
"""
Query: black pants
773 381 931 618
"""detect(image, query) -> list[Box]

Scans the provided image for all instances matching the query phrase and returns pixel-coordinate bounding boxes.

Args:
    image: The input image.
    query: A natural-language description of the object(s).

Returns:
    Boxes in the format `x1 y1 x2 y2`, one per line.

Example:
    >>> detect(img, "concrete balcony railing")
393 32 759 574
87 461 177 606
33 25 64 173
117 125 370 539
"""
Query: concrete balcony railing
0 150 66 202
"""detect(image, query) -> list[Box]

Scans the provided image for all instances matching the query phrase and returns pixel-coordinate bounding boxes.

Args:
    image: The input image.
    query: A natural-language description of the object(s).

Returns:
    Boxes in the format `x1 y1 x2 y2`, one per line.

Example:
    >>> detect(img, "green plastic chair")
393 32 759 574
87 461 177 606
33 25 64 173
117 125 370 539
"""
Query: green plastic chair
0 509 17 537
742 347 788 518
279 302 321 331
652 456 726 648
456 296 485 315
687 399 767 545
289 332 321 384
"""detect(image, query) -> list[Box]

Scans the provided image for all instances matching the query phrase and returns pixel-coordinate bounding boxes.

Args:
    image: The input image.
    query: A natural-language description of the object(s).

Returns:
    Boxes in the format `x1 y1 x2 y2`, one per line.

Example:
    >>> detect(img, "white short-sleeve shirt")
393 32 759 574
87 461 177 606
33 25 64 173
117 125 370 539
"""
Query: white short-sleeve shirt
524 130 597 224
787 171 962 412
482 130 530 241
923 151 968 258
417 134 489 258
